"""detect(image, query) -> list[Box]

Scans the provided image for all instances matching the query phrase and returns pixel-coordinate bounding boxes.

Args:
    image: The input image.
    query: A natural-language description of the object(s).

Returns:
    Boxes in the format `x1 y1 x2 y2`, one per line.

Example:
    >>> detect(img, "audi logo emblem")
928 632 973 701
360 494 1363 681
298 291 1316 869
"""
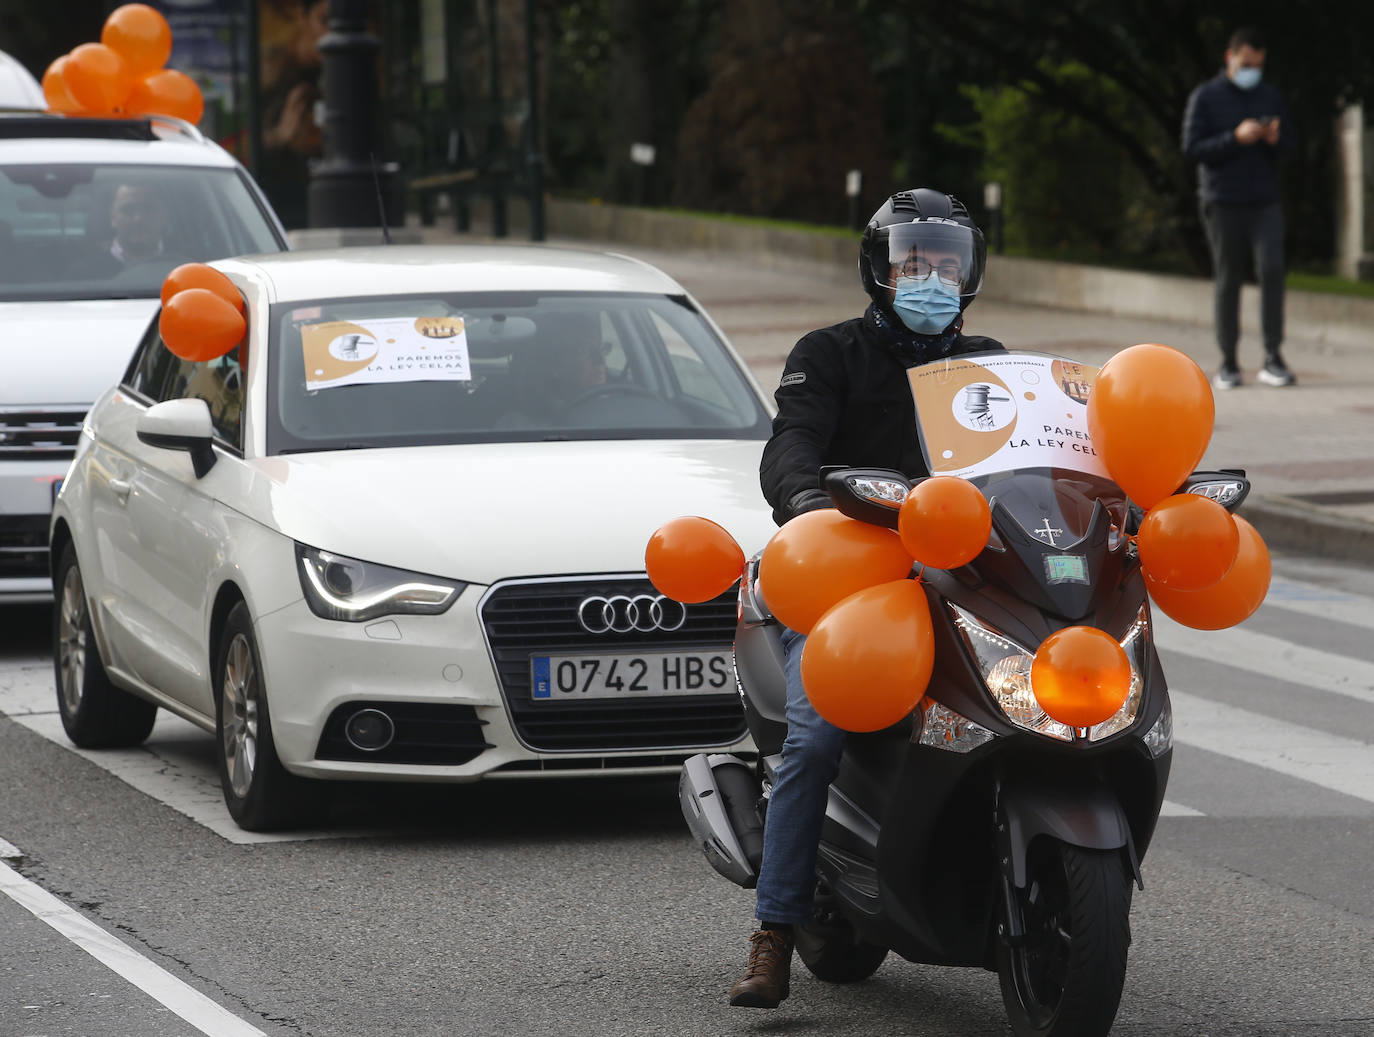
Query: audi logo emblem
577 594 687 634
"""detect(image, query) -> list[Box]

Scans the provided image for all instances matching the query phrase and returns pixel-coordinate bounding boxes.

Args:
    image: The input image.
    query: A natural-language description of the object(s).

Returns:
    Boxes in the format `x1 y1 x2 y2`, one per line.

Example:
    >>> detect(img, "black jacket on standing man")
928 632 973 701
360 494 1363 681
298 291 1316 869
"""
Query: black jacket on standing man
760 304 1004 526
1182 71 1293 205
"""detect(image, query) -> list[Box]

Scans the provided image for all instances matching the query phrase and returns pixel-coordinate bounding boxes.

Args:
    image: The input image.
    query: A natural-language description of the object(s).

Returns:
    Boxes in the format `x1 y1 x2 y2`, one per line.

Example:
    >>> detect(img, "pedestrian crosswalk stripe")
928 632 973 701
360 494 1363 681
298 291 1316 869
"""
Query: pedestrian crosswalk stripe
1159 800 1205 817
1263 577 1374 631
1170 691 1374 805
1153 613 1374 707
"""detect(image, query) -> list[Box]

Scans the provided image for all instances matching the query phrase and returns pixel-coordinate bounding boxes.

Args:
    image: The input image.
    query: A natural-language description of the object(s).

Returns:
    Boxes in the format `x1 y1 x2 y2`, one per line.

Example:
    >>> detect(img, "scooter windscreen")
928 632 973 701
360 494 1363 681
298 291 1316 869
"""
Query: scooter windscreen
908 352 1130 618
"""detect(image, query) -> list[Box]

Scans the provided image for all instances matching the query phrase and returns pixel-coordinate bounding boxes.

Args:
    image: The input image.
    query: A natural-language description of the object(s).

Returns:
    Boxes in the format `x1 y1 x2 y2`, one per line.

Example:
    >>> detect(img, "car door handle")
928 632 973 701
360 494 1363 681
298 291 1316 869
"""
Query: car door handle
108 478 133 503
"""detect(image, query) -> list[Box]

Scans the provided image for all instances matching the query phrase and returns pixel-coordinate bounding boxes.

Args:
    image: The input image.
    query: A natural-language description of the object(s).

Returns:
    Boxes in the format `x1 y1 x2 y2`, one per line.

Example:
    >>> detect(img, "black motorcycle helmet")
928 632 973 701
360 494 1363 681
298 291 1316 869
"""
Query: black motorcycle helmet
859 189 987 318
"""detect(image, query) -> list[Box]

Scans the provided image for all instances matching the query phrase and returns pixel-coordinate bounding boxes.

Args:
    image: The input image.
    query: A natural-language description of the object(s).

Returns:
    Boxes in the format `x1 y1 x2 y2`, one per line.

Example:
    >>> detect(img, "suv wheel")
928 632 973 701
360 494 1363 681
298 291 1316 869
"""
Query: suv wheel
52 543 157 748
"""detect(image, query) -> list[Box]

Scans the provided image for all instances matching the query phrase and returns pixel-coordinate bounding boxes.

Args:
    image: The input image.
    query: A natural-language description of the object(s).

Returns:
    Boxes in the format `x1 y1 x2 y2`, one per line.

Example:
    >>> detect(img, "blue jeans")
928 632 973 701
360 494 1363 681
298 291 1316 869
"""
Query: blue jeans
754 627 847 925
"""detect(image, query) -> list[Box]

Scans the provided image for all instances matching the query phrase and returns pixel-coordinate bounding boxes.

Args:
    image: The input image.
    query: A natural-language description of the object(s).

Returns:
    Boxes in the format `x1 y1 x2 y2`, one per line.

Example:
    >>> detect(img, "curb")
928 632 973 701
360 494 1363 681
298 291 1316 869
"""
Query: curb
1241 494 1374 568
414 203 1373 566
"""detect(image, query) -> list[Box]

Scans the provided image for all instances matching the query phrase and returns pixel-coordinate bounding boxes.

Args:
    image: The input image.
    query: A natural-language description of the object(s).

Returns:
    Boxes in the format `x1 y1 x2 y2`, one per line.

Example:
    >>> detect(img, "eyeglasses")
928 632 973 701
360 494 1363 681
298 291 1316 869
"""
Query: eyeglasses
895 257 964 285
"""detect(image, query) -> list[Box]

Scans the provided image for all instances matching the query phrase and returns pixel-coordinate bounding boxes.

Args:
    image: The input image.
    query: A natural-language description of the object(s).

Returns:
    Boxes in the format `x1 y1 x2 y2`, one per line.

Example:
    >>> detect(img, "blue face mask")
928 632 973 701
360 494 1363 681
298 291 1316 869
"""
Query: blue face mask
892 275 962 335
1232 66 1262 90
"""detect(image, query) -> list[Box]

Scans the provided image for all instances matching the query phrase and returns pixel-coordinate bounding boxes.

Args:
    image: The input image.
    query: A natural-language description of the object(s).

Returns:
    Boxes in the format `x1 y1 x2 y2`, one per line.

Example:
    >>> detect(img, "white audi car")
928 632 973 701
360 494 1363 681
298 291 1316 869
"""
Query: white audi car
50 245 777 830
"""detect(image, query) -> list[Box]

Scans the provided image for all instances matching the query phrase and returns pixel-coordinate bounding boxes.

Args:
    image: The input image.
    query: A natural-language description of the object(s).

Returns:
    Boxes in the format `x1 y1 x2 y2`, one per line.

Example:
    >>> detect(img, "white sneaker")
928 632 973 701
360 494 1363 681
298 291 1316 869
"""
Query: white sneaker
1213 365 1241 390
1257 359 1296 387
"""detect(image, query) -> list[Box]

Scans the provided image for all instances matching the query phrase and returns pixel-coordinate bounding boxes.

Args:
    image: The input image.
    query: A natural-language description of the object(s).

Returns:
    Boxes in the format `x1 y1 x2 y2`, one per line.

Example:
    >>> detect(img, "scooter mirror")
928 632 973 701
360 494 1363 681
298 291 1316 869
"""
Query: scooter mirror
1178 469 1250 511
822 466 911 530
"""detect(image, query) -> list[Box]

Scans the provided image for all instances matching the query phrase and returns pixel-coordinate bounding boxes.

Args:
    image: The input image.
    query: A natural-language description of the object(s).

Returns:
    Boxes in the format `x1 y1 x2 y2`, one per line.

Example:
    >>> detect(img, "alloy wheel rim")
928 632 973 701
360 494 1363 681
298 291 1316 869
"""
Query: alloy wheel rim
221 633 259 800
57 565 86 715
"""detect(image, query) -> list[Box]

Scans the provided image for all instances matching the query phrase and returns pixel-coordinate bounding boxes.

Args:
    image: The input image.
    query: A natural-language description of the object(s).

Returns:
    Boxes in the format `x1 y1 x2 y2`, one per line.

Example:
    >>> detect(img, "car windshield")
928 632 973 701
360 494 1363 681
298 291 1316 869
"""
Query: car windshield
266 290 772 451
0 163 281 301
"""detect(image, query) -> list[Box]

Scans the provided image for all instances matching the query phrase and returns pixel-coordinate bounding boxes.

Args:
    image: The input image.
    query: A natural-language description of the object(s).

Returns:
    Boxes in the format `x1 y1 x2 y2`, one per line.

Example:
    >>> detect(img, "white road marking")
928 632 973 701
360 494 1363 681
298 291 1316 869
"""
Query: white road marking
0 658 403 846
1154 614 1374 707
1264 576 1374 630
1159 800 1205 817
0 853 267 1036
0 836 23 861
1171 690 1374 805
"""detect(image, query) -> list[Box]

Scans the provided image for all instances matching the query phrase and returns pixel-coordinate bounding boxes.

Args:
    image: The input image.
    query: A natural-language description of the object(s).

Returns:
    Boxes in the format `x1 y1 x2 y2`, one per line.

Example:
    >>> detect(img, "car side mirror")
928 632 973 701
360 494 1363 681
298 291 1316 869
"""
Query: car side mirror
137 398 217 478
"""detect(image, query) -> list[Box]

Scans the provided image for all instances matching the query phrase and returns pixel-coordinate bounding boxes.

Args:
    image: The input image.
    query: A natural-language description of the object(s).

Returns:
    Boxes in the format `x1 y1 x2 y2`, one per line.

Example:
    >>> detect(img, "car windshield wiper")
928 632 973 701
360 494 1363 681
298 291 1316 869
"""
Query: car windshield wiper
278 442 374 454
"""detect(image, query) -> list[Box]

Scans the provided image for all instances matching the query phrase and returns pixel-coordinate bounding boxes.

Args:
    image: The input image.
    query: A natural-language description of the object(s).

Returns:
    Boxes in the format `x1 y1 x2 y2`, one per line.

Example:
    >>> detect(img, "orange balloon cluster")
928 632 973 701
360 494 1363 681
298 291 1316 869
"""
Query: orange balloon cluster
758 510 913 634
1145 515 1270 630
1087 344 1214 510
898 477 991 569
41 5 203 124
645 516 746 603
158 264 245 363
1031 626 1133 728
801 580 935 732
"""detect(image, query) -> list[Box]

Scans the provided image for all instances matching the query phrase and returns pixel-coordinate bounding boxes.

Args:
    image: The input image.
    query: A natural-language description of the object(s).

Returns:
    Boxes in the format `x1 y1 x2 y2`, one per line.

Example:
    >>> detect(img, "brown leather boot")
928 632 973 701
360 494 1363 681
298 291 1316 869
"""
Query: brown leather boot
728 927 794 1008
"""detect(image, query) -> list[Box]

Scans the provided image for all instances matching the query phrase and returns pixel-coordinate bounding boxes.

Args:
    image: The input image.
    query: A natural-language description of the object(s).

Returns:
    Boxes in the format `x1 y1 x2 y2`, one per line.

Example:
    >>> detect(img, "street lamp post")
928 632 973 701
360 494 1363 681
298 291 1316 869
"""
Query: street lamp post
524 0 545 241
307 0 400 231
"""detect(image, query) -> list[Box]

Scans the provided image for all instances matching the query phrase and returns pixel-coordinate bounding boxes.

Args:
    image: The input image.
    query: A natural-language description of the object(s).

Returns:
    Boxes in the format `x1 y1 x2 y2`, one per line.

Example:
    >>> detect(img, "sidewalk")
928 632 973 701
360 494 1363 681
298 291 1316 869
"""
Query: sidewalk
388 213 1374 566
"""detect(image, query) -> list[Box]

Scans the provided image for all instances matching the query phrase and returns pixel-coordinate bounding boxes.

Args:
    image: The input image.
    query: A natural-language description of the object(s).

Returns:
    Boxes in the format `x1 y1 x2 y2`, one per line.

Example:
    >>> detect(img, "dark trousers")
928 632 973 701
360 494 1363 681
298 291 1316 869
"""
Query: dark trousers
1200 200 1285 365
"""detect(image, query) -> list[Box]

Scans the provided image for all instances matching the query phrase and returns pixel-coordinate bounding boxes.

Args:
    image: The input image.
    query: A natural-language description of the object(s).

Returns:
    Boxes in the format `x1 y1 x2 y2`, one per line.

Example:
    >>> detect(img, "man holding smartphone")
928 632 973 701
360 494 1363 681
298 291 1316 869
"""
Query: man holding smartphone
1182 26 1295 390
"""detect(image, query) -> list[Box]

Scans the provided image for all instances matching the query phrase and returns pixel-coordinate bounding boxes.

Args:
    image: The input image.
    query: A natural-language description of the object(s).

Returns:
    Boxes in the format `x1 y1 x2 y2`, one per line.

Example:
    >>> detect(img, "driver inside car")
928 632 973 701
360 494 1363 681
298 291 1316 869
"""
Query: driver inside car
499 312 609 425
77 182 172 277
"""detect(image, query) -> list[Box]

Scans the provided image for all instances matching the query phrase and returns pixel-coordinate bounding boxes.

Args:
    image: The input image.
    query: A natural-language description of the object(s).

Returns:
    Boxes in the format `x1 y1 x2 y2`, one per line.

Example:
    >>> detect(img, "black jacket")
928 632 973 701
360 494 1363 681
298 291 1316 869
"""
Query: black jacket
760 305 1004 526
1182 71 1293 206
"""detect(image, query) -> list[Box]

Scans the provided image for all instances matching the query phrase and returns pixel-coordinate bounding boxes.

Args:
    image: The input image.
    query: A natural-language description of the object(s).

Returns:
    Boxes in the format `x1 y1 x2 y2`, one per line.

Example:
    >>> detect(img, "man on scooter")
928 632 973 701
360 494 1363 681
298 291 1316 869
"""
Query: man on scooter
730 188 1004 1009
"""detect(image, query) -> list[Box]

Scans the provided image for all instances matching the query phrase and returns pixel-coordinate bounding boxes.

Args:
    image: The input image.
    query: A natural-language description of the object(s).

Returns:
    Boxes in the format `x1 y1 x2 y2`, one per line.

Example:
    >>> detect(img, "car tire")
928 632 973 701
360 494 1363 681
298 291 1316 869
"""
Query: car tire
52 543 158 748
214 601 319 831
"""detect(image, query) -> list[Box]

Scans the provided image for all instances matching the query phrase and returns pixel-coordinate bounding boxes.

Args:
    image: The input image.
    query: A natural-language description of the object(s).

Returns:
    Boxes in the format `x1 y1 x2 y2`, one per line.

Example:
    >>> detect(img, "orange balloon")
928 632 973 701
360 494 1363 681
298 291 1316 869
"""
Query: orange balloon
159 288 246 363
898 476 992 569
41 57 81 114
161 263 244 312
1137 494 1239 590
102 4 173 78
801 579 934 732
1145 515 1270 630
62 43 134 114
126 69 204 124
758 509 914 634
645 516 745 604
1031 626 1133 728
1086 344 1214 509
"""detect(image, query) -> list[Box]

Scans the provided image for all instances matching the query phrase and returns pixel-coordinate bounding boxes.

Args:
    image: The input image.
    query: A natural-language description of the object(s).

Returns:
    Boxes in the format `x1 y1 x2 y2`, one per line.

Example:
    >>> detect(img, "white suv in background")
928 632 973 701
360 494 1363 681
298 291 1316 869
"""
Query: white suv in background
0 113 288 600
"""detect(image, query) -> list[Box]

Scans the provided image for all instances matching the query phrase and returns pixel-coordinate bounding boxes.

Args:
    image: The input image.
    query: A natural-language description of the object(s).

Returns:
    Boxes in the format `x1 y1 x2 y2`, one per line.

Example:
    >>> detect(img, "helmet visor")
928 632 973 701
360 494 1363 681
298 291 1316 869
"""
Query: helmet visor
869 220 986 297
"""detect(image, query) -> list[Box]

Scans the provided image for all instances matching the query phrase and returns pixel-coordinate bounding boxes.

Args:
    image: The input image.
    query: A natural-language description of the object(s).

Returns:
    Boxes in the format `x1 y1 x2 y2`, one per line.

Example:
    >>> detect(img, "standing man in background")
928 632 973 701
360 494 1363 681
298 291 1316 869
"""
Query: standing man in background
1183 26 1295 390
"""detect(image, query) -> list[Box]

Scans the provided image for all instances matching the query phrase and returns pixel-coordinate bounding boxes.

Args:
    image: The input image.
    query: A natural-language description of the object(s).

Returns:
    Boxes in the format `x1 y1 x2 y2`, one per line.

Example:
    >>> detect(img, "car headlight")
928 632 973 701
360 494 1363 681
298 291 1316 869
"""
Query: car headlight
295 544 464 622
949 603 1150 742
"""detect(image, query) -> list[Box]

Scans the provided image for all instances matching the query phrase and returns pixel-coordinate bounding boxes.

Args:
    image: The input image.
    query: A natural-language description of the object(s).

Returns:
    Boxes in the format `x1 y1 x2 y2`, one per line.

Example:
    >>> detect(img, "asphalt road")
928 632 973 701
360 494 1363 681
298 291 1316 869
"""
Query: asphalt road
1 549 1371 1037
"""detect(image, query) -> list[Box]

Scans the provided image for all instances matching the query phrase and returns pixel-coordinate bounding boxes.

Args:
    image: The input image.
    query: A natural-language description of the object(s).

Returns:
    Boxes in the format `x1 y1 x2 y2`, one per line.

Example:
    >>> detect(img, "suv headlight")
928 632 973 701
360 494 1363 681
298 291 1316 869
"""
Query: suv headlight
949 603 1150 742
296 544 464 622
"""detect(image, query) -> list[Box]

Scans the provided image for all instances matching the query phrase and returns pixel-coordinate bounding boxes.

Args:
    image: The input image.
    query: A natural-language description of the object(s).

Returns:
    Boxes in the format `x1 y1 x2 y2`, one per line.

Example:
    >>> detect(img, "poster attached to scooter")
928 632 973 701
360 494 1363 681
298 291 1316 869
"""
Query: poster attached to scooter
906 352 1108 481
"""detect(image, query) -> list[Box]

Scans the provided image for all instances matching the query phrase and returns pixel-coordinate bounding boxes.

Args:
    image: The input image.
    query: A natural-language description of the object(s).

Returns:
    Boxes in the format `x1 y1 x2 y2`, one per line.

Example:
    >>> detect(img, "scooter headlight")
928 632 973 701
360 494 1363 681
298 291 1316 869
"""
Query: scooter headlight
1086 605 1149 741
949 603 1150 742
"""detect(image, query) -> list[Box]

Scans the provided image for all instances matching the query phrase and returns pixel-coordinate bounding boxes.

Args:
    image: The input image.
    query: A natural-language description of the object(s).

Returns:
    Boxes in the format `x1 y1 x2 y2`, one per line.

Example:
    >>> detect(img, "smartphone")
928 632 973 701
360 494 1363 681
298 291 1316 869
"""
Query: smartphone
1257 116 1277 126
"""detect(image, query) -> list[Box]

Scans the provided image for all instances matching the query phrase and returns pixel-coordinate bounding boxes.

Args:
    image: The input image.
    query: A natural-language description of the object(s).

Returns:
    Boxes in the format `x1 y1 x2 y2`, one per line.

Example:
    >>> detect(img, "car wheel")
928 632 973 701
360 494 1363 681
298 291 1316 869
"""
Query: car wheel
52 543 158 748
214 601 318 831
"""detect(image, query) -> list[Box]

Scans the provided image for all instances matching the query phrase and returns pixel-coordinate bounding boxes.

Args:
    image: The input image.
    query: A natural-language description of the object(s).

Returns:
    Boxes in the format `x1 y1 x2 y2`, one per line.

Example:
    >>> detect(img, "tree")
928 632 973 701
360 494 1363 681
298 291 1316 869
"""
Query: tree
672 0 886 223
903 0 1374 272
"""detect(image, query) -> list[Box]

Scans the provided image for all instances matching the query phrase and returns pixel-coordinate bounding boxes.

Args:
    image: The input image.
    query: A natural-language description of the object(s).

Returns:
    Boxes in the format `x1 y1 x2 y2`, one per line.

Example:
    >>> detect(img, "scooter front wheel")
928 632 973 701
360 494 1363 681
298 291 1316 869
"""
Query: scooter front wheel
996 841 1132 1037
795 880 888 983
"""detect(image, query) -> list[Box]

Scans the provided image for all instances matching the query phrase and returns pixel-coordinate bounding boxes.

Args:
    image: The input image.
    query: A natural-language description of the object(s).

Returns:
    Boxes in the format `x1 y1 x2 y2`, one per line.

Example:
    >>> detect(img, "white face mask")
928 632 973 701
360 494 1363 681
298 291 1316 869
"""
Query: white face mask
1232 65 1262 90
